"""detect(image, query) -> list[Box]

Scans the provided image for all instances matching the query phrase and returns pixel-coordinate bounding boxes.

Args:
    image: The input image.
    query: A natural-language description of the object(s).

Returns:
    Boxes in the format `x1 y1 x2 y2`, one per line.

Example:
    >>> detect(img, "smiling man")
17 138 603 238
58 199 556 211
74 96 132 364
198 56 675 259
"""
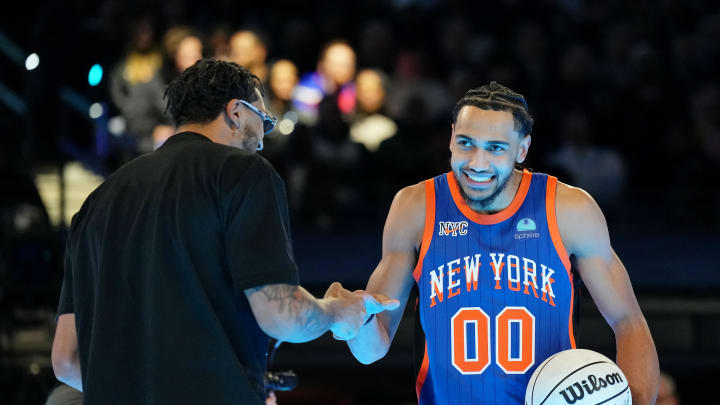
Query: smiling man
346 82 659 405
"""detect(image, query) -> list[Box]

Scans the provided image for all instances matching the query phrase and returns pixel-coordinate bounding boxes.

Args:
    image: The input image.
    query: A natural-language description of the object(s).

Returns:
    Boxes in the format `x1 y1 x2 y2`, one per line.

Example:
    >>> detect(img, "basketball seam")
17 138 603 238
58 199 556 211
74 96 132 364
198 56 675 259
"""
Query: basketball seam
594 385 630 405
530 352 563 405
538 361 611 405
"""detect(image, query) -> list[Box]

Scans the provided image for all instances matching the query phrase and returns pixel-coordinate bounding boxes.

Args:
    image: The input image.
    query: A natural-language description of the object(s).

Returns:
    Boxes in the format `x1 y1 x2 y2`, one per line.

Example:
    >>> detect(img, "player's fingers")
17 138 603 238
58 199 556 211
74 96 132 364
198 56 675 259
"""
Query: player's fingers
366 293 401 312
380 298 401 311
363 294 400 314
361 293 384 313
324 281 343 298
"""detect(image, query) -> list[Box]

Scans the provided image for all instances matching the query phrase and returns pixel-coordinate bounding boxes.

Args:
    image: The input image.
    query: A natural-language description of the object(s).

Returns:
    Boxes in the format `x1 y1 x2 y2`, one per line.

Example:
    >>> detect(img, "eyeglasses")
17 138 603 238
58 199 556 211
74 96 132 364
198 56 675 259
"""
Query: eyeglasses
238 100 278 134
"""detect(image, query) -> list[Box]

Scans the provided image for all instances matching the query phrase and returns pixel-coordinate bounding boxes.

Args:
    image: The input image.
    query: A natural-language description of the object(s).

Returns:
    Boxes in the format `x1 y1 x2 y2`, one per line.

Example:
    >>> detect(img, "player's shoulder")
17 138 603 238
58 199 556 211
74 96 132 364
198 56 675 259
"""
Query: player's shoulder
555 181 599 215
395 181 426 204
385 181 428 242
554 180 609 254
393 180 430 219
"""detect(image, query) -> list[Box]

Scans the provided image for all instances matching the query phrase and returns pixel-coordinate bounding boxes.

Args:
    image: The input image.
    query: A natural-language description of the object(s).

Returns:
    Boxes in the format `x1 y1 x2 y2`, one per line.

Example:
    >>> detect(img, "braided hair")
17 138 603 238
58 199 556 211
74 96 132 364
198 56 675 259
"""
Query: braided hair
164 59 263 127
451 81 534 137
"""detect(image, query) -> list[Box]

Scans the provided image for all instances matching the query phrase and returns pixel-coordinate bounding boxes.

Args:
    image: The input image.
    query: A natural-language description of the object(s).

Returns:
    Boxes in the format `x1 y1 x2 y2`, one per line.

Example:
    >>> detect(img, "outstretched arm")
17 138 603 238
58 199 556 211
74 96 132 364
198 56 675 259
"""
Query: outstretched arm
245 282 398 343
346 183 425 364
557 183 659 405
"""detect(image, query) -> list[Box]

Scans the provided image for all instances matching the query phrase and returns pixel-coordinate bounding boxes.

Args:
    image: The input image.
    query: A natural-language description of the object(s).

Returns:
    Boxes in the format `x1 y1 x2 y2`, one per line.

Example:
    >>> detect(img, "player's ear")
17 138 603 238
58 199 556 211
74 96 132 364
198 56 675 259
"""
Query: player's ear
516 134 531 164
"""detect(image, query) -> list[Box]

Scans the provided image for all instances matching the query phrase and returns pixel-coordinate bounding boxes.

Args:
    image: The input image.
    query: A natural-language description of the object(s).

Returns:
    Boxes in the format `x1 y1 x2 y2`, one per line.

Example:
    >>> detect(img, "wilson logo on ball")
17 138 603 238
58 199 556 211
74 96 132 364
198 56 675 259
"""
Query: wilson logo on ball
559 370 625 404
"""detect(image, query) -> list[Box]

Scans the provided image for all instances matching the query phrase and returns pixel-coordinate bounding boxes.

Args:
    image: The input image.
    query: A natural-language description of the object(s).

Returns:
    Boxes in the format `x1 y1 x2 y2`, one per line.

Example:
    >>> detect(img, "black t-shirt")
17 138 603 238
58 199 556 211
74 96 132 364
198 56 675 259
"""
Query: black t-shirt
57 132 299 404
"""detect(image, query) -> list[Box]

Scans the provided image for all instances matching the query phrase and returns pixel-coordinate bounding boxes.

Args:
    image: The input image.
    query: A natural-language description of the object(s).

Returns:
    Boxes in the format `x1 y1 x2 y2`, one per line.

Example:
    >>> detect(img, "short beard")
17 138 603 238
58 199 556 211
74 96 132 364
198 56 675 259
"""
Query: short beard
455 170 512 211
239 122 261 152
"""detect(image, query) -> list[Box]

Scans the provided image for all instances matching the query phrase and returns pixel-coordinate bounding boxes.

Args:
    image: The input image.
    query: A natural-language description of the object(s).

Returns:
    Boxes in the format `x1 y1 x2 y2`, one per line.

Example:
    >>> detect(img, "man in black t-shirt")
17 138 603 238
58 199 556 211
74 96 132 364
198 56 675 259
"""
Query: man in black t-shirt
51 59 398 405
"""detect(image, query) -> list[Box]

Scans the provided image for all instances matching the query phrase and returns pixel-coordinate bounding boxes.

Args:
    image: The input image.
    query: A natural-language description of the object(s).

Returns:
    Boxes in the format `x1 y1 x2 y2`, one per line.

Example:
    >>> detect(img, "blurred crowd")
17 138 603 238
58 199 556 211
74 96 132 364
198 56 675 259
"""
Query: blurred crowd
2 0 719 232
106 21 443 229
90 0 720 230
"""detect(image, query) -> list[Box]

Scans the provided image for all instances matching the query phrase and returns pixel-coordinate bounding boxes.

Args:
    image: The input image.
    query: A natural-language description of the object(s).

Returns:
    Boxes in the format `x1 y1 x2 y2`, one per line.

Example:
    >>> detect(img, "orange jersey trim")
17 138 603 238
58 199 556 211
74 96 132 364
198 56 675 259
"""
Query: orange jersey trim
545 176 576 348
447 169 532 225
413 179 436 282
416 341 430 400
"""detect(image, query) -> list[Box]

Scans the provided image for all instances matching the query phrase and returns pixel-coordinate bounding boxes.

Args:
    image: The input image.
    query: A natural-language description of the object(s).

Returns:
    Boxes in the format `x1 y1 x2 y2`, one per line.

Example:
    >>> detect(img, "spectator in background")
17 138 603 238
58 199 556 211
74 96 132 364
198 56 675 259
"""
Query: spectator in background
268 59 299 118
292 40 356 125
261 59 300 174
161 26 203 80
350 68 397 153
230 30 269 82
110 18 165 156
153 26 204 149
208 24 232 61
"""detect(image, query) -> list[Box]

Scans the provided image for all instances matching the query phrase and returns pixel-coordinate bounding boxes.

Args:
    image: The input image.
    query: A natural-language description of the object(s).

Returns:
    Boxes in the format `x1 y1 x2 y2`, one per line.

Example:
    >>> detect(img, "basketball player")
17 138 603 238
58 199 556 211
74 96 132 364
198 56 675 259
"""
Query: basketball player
51 59 397 405
343 82 659 404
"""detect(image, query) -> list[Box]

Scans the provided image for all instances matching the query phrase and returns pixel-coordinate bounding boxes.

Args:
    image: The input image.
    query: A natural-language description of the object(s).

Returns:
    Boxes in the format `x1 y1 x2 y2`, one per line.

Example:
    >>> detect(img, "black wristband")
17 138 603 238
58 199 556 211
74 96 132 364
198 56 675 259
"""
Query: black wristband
364 314 375 325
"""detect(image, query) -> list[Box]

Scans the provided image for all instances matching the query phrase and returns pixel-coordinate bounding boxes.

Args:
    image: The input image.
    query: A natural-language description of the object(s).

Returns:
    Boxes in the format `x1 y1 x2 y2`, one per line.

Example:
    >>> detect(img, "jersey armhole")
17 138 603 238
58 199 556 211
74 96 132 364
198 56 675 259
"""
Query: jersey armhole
412 179 435 282
546 176 576 348
546 176 571 272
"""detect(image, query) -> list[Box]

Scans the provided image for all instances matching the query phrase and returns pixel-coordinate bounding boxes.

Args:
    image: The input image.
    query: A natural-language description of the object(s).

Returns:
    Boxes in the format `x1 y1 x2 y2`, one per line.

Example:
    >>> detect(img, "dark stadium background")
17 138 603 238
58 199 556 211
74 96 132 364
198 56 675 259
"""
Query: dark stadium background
1 1 718 403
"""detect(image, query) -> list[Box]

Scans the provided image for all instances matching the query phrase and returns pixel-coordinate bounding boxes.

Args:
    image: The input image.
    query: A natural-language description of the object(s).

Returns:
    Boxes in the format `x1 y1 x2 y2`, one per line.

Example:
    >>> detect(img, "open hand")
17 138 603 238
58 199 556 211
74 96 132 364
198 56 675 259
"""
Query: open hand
324 282 400 340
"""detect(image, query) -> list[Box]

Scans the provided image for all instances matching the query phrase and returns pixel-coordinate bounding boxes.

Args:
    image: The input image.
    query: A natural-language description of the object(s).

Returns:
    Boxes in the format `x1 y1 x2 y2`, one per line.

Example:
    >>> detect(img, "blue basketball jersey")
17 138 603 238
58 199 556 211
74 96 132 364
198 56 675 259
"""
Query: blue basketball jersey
413 170 575 405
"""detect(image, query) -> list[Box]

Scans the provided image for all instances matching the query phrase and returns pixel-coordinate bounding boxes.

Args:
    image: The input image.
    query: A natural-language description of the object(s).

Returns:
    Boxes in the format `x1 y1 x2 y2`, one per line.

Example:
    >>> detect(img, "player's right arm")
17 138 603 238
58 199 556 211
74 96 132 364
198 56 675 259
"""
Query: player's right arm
346 183 426 364
556 183 659 405
245 282 399 344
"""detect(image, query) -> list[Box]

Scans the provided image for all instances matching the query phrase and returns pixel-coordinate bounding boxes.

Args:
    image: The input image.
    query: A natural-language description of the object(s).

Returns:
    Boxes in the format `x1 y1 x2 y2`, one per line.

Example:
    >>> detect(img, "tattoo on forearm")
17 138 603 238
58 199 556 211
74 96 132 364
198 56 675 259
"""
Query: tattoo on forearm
258 284 296 302
252 285 330 338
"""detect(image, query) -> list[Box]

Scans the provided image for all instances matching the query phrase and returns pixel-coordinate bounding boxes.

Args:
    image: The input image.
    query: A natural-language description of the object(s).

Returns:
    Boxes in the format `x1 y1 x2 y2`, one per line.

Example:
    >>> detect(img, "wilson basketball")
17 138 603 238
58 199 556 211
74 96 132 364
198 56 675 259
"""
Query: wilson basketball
525 349 631 405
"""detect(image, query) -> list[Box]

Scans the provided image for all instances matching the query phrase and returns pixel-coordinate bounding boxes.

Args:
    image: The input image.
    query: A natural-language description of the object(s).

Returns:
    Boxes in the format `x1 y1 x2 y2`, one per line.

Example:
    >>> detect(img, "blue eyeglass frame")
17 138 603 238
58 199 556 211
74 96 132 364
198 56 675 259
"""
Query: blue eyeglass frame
238 99 278 134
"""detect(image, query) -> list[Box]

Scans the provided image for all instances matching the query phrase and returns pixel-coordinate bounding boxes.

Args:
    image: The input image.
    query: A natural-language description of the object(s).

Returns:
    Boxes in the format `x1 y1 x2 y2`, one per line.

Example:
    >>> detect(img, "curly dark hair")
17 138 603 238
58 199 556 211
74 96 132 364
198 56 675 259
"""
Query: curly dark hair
164 59 264 127
452 81 534 137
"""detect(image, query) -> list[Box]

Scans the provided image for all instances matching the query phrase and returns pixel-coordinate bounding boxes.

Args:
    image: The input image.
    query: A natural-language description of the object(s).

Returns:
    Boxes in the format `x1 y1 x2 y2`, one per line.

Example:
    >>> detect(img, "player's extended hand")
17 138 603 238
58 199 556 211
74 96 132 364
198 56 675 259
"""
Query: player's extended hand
352 289 401 316
324 282 400 340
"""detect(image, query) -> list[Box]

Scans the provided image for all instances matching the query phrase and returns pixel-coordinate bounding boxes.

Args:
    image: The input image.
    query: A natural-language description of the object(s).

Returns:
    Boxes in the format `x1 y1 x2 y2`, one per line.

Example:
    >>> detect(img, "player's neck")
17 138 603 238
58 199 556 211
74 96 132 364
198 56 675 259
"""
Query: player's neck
470 169 524 215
